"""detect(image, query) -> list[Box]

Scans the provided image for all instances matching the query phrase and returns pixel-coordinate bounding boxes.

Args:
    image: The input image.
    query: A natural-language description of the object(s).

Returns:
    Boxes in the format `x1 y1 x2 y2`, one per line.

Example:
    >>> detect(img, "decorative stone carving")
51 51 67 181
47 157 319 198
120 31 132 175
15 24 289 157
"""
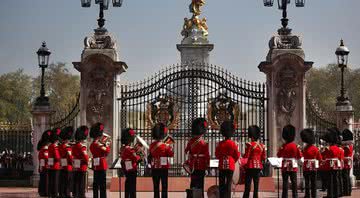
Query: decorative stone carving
146 95 180 129
269 28 302 50
84 28 117 50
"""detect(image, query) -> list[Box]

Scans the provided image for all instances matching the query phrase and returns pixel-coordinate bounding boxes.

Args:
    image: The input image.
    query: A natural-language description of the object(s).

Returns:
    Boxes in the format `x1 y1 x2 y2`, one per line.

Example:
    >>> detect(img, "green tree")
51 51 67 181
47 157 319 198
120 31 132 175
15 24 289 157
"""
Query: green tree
0 69 32 123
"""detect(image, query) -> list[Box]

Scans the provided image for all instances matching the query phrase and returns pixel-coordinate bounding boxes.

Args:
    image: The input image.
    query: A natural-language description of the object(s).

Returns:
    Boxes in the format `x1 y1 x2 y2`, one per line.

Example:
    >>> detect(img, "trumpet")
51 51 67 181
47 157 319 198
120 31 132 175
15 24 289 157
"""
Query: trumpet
163 135 175 145
99 132 111 147
134 135 149 161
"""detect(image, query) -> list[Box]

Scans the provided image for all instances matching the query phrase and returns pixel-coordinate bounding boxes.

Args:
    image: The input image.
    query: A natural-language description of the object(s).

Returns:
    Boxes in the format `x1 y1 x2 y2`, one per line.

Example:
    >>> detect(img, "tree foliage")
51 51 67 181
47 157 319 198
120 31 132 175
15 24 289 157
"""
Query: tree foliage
306 64 360 120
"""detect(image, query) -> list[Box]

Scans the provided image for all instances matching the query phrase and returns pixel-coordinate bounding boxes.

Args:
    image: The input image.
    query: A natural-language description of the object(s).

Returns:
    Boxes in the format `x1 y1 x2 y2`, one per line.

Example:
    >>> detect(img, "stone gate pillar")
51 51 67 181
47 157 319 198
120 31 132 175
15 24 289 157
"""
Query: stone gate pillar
73 28 127 169
258 28 313 158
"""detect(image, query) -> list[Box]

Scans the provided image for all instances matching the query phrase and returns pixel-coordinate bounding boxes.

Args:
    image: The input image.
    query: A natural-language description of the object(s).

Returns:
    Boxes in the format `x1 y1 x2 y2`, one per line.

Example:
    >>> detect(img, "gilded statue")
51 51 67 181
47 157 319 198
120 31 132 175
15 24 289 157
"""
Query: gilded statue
189 0 205 16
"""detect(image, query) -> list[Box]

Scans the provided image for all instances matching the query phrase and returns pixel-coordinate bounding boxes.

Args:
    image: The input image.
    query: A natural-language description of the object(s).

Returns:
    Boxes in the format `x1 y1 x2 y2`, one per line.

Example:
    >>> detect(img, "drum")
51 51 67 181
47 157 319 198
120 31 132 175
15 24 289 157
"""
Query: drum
232 160 241 184
183 160 193 174
207 185 219 198
232 158 248 185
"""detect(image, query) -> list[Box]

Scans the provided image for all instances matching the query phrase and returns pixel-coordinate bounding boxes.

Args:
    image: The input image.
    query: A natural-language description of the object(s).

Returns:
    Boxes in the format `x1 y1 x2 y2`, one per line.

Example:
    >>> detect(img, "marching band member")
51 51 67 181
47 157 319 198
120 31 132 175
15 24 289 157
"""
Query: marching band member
277 124 302 198
72 126 89 198
337 131 345 197
59 126 74 198
120 128 141 198
48 128 61 198
300 128 322 198
90 122 111 198
242 125 266 198
215 121 240 198
38 130 51 197
321 127 342 198
184 118 210 198
149 123 174 198
341 129 354 196
319 140 328 192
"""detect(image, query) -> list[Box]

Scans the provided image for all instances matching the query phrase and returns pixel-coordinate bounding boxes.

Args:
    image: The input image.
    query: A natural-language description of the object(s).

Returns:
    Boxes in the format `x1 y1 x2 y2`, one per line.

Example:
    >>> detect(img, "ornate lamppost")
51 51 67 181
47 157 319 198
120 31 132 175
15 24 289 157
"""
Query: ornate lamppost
35 42 51 106
335 39 352 109
263 0 305 34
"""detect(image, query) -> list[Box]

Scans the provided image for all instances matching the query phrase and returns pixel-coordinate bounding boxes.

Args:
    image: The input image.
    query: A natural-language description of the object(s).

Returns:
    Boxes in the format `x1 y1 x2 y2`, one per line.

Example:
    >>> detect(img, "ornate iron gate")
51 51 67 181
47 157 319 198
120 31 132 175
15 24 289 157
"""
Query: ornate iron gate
117 63 268 176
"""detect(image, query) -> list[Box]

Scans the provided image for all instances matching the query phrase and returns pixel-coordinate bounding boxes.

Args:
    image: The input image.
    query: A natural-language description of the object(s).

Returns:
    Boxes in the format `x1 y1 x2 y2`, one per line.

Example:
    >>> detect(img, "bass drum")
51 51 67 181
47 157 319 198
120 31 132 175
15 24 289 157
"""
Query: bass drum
207 185 219 198
232 160 241 185
232 158 248 185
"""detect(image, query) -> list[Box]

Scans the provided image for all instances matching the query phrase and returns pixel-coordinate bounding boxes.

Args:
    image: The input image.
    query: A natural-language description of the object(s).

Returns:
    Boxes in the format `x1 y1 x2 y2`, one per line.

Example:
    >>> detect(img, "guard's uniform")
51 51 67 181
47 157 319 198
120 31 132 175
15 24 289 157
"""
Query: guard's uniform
302 144 322 198
120 145 141 198
323 145 341 198
338 147 345 197
277 142 302 198
48 142 61 198
149 141 174 198
72 142 89 198
58 141 73 198
38 145 49 197
319 146 328 191
90 140 111 198
215 139 240 198
342 144 353 196
185 136 210 195
242 141 266 198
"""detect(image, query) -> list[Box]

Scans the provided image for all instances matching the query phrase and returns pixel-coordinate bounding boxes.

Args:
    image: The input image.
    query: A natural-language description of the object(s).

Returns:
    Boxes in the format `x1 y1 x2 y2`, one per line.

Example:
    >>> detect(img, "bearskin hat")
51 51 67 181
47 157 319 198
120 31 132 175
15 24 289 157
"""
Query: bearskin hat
282 124 296 143
326 127 340 144
49 128 61 143
191 118 207 136
248 125 261 141
152 123 167 140
37 130 51 151
90 122 104 139
342 129 354 142
121 128 136 145
75 125 89 141
60 126 74 141
220 121 235 138
300 128 315 145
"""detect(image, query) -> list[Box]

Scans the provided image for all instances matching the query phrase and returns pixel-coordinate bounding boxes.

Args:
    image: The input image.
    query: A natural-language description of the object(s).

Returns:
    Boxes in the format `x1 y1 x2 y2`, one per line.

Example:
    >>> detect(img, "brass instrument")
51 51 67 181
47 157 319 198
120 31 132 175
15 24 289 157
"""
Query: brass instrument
163 135 175 145
99 132 111 147
134 135 149 161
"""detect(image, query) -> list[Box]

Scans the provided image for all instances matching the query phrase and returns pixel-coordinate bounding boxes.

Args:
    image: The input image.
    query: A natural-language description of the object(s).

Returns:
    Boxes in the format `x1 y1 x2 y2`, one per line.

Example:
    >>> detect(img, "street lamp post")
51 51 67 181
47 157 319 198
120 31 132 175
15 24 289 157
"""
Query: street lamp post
35 42 51 106
335 39 351 107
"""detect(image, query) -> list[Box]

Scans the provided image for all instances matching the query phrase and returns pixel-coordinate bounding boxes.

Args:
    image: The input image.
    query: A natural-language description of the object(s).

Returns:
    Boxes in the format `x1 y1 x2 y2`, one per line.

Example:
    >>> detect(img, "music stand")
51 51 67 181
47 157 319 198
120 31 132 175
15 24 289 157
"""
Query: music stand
110 158 123 198
268 157 282 198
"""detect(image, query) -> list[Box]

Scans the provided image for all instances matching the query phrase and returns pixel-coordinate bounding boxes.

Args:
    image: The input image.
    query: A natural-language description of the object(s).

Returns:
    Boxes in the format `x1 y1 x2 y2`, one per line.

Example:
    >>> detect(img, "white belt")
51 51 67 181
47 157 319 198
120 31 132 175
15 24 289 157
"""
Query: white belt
327 158 339 161
283 158 296 160
304 159 318 162
344 157 352 159
192 154 205 157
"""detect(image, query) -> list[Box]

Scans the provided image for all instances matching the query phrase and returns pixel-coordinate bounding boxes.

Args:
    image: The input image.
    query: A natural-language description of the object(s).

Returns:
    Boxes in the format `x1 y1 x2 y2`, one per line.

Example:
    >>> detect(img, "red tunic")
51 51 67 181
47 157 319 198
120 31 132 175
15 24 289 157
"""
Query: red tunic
38 145 49 172
120 145 141 172
72 142 89 172
149 141 174 169
48 142 61 170
343 144 353 169
185 136 210 171
339 147 345 170
243 141 266 169
277 142 302 172
90 140 111 171
322 145 341 170
215 139 240 171
319 146 328 171
302 144 322 172
58 142 73 171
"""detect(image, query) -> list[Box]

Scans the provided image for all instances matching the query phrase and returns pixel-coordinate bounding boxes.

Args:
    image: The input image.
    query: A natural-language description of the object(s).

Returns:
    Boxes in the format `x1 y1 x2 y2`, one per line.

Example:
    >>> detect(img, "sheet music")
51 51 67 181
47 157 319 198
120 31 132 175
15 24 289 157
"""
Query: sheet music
209 159 219 168
268 157 282 168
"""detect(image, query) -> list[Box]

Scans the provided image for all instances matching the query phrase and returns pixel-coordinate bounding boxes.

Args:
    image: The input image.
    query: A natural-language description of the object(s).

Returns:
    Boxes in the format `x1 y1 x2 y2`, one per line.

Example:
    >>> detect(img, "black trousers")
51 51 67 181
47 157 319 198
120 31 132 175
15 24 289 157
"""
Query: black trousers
73 171 87 198
219 170 233 198
281 171 297 198
93 170 107 198
152 169 168 198
38 170 48 197
125 171 137 198
303 171 316 198
327 170 339 198
319 170 328 191
59 170 72 198
342 169 352 196
243 168 261 198
48 169 60 198
190 170 206 198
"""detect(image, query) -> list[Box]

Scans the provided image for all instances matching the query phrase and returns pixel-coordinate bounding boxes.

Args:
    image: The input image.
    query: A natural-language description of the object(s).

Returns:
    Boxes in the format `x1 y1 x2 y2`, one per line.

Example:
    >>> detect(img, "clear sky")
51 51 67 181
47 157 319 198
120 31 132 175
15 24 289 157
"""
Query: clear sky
0 0 359 82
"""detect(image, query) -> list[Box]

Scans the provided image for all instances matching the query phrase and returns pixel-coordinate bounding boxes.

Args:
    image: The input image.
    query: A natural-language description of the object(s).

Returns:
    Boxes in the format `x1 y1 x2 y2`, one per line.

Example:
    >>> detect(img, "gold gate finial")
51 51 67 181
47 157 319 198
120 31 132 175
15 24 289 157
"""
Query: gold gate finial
181 0 208 44
189 0 206 17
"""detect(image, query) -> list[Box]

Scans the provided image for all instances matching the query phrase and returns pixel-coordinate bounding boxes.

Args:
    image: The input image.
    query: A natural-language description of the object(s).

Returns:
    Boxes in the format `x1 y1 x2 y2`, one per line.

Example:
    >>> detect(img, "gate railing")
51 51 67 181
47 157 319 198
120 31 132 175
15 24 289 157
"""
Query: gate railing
49 93 81 129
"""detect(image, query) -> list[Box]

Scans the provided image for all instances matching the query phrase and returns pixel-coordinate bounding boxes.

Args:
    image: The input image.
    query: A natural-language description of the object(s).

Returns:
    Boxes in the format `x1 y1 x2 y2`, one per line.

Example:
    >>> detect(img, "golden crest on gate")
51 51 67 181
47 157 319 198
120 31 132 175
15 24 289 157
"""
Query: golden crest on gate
146 95 180 129
207 91 239 129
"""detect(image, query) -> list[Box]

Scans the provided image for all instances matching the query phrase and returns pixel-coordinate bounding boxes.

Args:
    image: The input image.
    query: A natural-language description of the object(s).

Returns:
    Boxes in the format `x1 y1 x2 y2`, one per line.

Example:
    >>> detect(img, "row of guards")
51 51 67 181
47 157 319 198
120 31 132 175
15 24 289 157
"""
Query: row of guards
37 119 354 198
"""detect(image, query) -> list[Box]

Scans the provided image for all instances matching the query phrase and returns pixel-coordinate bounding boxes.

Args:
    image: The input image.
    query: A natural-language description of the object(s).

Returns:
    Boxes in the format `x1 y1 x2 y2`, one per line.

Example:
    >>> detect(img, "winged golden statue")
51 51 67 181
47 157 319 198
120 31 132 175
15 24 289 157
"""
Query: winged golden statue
189 0 206 16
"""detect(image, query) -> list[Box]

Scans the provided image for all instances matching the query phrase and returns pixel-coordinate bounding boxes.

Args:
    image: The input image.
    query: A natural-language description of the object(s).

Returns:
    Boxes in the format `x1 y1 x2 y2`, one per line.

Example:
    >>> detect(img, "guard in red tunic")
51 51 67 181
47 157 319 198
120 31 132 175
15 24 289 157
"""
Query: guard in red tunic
184 118 210 197
149 123 174 198
72 126 89 198
59 126 74 198
338 133 345 197
48 128 61 198
277 124 302 198
319 140 328 192
321 127 342 198
120 128 141 198
38 130 51 197
341 129 353 196
90 122 111 198
242 125 266 198
300 128 322 198
215 121 240 198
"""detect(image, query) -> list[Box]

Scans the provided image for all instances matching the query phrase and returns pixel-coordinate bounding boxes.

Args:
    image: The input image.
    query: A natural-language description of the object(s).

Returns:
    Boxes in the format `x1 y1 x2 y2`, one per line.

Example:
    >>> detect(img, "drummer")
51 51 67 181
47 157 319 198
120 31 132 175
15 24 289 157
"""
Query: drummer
184 118 210 198
215 121 240 198
242 125 266 198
